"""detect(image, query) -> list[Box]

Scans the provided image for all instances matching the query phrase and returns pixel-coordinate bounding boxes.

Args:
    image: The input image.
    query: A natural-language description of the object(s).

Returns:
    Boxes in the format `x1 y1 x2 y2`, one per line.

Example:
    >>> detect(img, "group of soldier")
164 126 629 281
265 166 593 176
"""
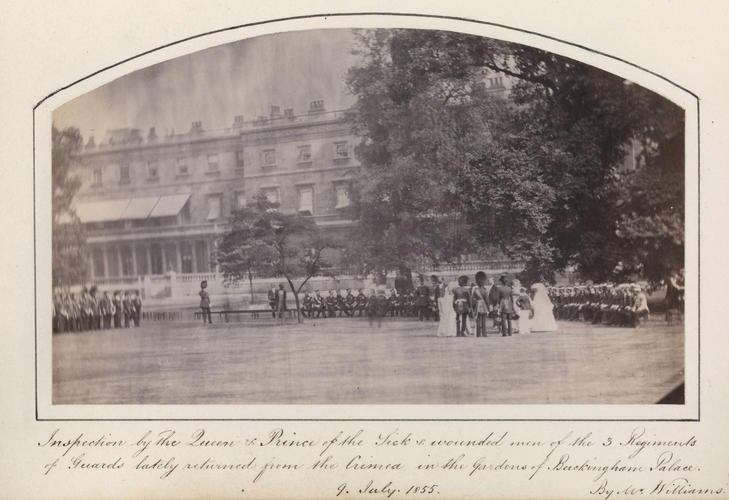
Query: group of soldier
549 283 650 327
268 285 441 321
52 286 143 333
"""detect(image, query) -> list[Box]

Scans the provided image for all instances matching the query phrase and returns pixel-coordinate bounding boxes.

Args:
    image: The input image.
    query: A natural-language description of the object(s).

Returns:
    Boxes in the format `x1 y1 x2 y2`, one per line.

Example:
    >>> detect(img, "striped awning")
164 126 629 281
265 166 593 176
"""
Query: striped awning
149 194 191 217
73 193 190 223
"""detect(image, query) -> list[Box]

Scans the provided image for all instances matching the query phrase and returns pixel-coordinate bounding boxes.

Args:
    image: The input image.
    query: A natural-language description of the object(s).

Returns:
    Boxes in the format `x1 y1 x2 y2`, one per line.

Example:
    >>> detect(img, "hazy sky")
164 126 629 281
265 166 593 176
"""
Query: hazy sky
53 29 360 142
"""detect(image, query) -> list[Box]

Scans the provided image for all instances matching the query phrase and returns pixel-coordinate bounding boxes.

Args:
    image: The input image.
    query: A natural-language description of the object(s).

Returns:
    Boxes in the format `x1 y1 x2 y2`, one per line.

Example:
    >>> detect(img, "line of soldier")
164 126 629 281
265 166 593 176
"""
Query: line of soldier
548 283 650 327
291 288 440 320
52 286 143 333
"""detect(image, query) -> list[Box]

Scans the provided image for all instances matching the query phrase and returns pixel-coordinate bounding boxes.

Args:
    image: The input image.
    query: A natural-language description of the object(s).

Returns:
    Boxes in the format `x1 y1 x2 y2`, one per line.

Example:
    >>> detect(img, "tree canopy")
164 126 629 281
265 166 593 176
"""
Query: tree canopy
52 125 89 287
345 29 684 283
216 193 337 321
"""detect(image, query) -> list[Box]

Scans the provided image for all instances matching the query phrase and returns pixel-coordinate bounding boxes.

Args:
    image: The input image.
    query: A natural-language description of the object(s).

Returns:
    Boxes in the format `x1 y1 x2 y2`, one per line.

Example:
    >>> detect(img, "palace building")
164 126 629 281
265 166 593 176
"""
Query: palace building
70 100 359 286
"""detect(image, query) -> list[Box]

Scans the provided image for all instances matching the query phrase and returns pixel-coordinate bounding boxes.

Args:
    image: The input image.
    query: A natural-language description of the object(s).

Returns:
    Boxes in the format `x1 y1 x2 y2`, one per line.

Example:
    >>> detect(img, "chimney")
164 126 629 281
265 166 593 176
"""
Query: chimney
309 100 325 113
190 121 203 133
269 105 281 118
233 115 245 128
284 108 294 119
85 135 96 149
147 127 157 141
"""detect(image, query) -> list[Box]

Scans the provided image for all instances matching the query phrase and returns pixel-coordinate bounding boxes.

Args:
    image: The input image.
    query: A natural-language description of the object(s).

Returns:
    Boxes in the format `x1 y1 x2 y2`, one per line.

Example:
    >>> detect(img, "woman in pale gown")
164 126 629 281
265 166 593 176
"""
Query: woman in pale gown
436 281 458 337
530 283 558 332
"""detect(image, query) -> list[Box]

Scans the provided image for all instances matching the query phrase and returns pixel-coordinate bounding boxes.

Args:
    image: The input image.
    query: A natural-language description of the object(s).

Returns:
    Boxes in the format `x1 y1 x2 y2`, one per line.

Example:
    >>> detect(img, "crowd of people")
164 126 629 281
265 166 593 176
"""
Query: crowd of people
52 286 143 333
549 283 651 327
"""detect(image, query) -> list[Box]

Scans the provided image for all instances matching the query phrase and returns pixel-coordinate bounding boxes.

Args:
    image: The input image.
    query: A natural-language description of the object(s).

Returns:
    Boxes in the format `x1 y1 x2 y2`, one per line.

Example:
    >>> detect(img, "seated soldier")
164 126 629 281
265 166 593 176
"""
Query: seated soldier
344 289 356 317
325 291 338 318
301 291 312 318
354 289 367 316
313 291 326 318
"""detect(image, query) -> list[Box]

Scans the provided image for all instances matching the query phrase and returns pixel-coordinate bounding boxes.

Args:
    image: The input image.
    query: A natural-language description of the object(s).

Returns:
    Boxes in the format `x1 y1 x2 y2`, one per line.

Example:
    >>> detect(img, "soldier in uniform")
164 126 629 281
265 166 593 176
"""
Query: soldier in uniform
354 289 368 317
267 286 277 319
199 280 212 324
471 271 490 337
113 291 123 328
312 291 326 318
452 275 471 337
122 291 133 328
344 289 356 317
414 276 431 321
325 290 338 318
301 291 313 318
100 291 113 329
335 289 346 317
132 290 142 327
491 275 515 337
275 283 287 325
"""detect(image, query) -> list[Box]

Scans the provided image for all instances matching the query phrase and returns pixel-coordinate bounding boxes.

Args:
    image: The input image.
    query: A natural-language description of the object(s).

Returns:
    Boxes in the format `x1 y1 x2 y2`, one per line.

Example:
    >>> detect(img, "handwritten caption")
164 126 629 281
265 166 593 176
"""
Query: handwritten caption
36 427 725 498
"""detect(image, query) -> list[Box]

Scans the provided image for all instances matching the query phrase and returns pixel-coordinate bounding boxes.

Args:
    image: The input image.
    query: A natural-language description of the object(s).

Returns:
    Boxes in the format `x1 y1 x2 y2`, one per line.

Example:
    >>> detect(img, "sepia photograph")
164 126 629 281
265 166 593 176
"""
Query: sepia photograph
49 27 686 407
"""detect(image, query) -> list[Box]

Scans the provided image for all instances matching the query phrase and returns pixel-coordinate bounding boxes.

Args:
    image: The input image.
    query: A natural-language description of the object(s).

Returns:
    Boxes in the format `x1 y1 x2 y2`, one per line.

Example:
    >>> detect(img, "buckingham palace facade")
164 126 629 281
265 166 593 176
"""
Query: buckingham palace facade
70 100 358 286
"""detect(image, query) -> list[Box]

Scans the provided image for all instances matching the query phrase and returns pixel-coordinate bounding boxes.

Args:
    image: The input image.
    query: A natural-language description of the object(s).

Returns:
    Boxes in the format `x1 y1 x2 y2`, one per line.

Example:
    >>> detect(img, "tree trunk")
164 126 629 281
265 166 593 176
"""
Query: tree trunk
247 268 254 304
285 276 302 323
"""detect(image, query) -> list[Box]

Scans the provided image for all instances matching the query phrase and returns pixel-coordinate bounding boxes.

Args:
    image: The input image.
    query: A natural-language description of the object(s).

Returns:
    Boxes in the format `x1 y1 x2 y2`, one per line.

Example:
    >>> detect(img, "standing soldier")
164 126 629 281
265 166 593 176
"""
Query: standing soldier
275 283 287 325
267 285 277 319
414 275 431 321
199 280 212 324
132 290 142 327
100 291 113 329
112 291 123 329
452 275 471 337
122 291 133 328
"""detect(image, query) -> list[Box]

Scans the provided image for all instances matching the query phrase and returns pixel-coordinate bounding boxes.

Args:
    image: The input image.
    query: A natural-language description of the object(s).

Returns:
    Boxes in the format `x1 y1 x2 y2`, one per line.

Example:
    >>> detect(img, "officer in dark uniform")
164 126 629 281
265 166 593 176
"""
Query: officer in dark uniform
132 290 142 327
325 290 338 318
113 291 123 328
301 291 312 318
267 286 277 318
313 291 325 318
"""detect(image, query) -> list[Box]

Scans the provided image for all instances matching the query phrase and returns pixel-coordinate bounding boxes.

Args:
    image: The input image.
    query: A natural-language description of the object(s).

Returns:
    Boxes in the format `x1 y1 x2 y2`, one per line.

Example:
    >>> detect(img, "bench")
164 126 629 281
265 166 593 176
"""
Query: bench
193 308 295 322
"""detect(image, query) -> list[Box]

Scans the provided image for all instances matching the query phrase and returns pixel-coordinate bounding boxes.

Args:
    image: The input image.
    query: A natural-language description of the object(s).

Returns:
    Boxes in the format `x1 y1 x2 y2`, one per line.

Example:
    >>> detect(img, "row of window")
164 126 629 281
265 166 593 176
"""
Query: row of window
205 183 351 220
90 141 351 187
91 240 212 277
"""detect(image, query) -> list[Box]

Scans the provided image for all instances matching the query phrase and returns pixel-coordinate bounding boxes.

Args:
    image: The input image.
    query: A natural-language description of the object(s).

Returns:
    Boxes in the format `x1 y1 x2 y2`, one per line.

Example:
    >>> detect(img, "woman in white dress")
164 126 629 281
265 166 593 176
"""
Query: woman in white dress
530 283 558 332
436 281 458 337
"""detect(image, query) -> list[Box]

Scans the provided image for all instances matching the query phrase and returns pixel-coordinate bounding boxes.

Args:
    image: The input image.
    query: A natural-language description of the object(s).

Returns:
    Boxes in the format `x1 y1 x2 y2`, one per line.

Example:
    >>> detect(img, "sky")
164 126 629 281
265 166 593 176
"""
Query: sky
53 29 361 142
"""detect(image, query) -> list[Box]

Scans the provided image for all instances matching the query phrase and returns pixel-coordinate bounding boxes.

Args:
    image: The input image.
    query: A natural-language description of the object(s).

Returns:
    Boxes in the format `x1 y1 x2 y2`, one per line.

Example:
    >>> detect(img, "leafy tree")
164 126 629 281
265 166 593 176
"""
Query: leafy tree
216 193 336 322
52 125 88 287
345 29 684 284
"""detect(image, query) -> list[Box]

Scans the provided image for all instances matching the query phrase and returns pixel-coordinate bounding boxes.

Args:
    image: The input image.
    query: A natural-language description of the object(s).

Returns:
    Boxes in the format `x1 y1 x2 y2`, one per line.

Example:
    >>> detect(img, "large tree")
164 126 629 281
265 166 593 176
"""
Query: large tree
52 125 88 287
345 29 684 283
216 193 336 322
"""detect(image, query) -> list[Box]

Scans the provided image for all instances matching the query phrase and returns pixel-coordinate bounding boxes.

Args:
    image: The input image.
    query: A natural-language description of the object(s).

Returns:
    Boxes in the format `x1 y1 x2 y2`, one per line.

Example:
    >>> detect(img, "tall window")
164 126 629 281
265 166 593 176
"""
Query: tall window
147 160 158 179
335 183 351 209
150 243 163 275
107 247 120 277
297 145 312 164
334 141 349 159
164 244 178 273
262 187 280 205
235 191 247 210
298 186 314 215
195 240 209 273
120 245 134 276
177 157 188 175
135 246 149 276
92 248 105 277
119 164 131 184
236 149 245 169
206 195 222 221
261 149 276 167
180 242 193 273
92 168 102 187
207 153 219 171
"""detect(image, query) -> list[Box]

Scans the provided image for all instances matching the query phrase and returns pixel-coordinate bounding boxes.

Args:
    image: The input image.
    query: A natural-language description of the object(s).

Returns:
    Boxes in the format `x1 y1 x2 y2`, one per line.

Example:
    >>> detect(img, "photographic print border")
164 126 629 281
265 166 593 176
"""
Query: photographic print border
33 12 700 422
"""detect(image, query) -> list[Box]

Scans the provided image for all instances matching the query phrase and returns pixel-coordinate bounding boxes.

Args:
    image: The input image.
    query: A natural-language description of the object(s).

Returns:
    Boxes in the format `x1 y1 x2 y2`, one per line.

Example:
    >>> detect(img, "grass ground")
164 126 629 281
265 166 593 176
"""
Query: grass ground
52 315 683 405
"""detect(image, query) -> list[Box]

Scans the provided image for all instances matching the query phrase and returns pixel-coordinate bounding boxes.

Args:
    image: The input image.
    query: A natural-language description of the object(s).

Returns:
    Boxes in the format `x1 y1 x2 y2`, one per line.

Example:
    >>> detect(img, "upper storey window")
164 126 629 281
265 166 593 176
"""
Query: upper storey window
261 149 276 168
